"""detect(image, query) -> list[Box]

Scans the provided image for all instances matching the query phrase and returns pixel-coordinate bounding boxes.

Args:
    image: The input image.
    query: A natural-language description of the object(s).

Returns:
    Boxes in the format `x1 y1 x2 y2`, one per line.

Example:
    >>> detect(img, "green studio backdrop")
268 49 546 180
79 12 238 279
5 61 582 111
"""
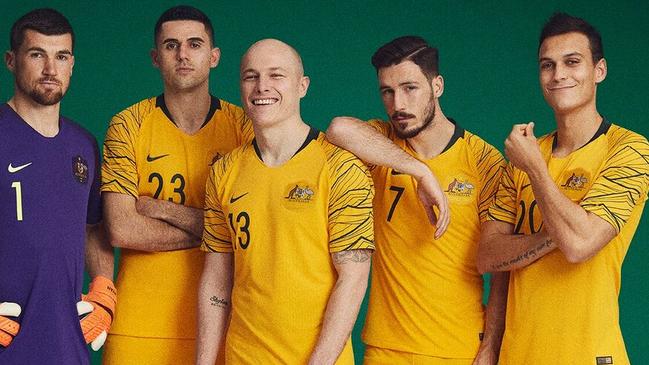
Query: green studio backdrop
2 1 648 363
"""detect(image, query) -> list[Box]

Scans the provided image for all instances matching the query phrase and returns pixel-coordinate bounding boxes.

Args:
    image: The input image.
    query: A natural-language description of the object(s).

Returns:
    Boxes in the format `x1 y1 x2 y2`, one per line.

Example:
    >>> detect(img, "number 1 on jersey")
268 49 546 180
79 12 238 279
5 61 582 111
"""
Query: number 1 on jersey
11 181 23 221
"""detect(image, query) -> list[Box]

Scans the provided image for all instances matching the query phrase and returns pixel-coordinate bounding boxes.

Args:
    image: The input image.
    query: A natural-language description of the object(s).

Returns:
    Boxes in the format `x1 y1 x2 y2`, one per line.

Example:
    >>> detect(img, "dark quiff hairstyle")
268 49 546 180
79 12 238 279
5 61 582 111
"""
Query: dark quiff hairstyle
371 36 439 81
154 5 215 46
539 12 604 63
10 8 74 51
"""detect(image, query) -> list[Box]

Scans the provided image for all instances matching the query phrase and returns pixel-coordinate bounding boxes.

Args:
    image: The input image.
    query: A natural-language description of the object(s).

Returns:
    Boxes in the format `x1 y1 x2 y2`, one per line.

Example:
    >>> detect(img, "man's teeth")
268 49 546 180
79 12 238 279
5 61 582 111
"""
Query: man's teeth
253 98 276 105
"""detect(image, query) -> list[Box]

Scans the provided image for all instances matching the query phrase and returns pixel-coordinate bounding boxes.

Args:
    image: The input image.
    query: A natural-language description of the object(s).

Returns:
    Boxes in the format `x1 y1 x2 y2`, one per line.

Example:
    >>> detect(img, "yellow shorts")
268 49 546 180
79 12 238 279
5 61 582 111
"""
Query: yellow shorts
364 346 474 365
102 334 225 365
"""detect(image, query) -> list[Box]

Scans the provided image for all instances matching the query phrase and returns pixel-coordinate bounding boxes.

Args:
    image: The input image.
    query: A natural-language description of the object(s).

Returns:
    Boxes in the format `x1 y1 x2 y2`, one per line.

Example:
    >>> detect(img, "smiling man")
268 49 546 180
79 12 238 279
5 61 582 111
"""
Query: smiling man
196 39 374 365
477 13 649 364
100 5 252 364
0 8 114 364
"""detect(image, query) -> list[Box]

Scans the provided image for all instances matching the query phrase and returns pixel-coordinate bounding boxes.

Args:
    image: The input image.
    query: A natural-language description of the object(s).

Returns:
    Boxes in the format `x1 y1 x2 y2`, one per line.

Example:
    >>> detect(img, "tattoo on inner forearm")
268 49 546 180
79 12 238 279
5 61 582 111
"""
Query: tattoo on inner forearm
333 249 372 264
209 296 229 309
490 238 552 271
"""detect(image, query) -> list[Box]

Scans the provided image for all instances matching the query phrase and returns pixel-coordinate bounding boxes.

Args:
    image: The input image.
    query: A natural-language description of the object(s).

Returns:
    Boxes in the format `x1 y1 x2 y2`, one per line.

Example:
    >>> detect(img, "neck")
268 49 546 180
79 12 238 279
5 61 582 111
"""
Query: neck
8 91 61 137
254 116 311 167
406 108 455 159
553 102 602 156
164 84 211 134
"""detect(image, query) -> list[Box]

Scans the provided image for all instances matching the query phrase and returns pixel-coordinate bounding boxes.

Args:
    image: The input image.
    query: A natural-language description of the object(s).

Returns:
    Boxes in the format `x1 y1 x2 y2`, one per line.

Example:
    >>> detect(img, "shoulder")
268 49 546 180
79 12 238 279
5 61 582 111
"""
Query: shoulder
212 142 252 176
60 116 98 147
320 132 364 165
605 123 649 151
463 129 501 154
111 96 158 128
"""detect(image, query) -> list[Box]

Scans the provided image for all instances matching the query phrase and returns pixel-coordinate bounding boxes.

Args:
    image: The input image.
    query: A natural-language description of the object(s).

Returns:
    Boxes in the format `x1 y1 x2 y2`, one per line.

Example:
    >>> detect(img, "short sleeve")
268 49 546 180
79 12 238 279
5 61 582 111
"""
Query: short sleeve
580 132 649 232
487 162 519 225
325 146 375 252
467 134 506 222
101 103 148 197
201 157 233 253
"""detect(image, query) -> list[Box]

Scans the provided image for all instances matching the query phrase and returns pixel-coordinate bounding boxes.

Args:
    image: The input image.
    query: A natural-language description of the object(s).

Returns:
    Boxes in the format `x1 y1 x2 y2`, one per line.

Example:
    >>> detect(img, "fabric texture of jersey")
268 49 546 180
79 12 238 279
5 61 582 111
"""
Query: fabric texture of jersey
100 95 252 341
361 120 505 358
488 121 649 365
0 104 101 365
202 129 374 364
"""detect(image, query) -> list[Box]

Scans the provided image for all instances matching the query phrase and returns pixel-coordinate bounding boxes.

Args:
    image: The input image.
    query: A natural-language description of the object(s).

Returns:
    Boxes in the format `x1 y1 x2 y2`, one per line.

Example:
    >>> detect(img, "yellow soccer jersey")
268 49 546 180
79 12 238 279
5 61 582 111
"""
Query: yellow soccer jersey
488 121 649 365
202 128 374 364
101 95 253 338
361 120 505 358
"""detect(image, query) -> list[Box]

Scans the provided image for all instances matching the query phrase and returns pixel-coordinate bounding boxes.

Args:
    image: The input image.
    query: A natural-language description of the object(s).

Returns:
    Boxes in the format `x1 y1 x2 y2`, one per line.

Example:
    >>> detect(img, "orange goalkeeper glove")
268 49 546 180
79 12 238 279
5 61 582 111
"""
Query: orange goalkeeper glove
0 302 21 347
77 276 116 351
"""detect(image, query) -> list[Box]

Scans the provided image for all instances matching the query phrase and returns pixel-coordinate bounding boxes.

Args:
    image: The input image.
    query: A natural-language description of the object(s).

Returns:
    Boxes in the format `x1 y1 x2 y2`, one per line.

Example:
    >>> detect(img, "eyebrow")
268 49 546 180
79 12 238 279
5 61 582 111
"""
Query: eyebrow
26 47 72 55
379 81 419 89
161 36 205 44
539 52 584 62
241 66 288 74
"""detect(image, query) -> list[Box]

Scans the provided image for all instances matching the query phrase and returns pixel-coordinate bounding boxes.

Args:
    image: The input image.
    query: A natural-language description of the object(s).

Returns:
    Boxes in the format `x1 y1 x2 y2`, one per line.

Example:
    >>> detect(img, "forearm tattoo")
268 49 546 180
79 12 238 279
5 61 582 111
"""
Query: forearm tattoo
332 249 372 265
209 296 229 309
490 238 552 271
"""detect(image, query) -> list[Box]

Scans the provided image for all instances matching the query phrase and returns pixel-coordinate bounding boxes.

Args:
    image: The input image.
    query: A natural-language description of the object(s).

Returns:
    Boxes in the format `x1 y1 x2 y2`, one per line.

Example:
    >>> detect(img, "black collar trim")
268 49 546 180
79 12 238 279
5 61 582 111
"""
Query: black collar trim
155 94 221 128
252 126 320 160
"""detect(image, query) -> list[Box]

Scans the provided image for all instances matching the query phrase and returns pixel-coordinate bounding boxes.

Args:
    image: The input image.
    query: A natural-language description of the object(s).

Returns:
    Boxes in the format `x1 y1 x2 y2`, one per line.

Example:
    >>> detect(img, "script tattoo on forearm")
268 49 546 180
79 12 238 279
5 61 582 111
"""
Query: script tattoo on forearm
209 296 229 309
332 249 372 265
490 238 552 271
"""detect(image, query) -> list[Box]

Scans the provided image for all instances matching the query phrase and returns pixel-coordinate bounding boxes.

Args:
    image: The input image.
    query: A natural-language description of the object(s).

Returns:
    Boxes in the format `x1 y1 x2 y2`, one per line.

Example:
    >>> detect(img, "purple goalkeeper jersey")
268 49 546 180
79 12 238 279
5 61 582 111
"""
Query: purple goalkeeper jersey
0 104 101 364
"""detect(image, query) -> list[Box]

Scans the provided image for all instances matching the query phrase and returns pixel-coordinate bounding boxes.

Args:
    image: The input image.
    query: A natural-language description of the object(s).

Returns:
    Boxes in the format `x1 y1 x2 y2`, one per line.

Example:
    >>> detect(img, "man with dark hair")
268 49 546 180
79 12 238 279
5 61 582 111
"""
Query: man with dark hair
0 8 115 364
197 38 374 365
101 5 252 364
478 13 649 364
327 36 508 364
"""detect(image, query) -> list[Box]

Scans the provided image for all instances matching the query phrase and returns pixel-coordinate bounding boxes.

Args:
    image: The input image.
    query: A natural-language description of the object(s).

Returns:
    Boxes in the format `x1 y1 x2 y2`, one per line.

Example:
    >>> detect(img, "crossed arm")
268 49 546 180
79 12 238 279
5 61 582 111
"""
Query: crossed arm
102 192 203 252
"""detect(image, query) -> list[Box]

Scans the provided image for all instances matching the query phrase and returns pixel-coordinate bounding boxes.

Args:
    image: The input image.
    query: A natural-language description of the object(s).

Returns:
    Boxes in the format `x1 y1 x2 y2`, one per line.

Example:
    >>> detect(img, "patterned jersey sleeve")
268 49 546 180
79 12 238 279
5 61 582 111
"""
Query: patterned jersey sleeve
324 139 375 252
101 99 153 197
467 133 506 222
487 161 519 225
201 153 235 253
580 128 649 232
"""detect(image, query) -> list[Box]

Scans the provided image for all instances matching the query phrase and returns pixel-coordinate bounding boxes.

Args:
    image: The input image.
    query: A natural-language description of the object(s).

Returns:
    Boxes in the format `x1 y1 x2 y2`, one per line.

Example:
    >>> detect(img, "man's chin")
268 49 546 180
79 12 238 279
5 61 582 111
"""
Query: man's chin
31 91 64 106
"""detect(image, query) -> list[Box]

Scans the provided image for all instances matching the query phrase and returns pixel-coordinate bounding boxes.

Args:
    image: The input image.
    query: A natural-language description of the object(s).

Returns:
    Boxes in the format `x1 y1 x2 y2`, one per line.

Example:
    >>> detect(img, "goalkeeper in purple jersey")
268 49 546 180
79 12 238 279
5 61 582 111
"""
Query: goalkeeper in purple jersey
0 8 115 365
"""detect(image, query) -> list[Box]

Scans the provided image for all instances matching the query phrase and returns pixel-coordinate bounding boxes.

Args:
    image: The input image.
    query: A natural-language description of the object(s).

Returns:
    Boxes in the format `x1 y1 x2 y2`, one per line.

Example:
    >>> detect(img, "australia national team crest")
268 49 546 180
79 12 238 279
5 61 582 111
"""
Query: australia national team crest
445 177 475 196
284 183 315 204
561 171 589 191
72 156 89 184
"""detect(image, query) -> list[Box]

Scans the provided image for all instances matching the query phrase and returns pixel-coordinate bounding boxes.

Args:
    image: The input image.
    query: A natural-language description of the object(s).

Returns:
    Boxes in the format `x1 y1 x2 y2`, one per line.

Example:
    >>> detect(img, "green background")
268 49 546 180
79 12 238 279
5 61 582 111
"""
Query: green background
2 1 648 363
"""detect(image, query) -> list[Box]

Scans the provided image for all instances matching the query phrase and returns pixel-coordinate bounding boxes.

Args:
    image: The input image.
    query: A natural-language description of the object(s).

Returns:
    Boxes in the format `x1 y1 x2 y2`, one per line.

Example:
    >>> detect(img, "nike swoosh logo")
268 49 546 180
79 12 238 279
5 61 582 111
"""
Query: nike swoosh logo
391 169 403 176
146 154 169 162
229 192 248 204
8 162 32 173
